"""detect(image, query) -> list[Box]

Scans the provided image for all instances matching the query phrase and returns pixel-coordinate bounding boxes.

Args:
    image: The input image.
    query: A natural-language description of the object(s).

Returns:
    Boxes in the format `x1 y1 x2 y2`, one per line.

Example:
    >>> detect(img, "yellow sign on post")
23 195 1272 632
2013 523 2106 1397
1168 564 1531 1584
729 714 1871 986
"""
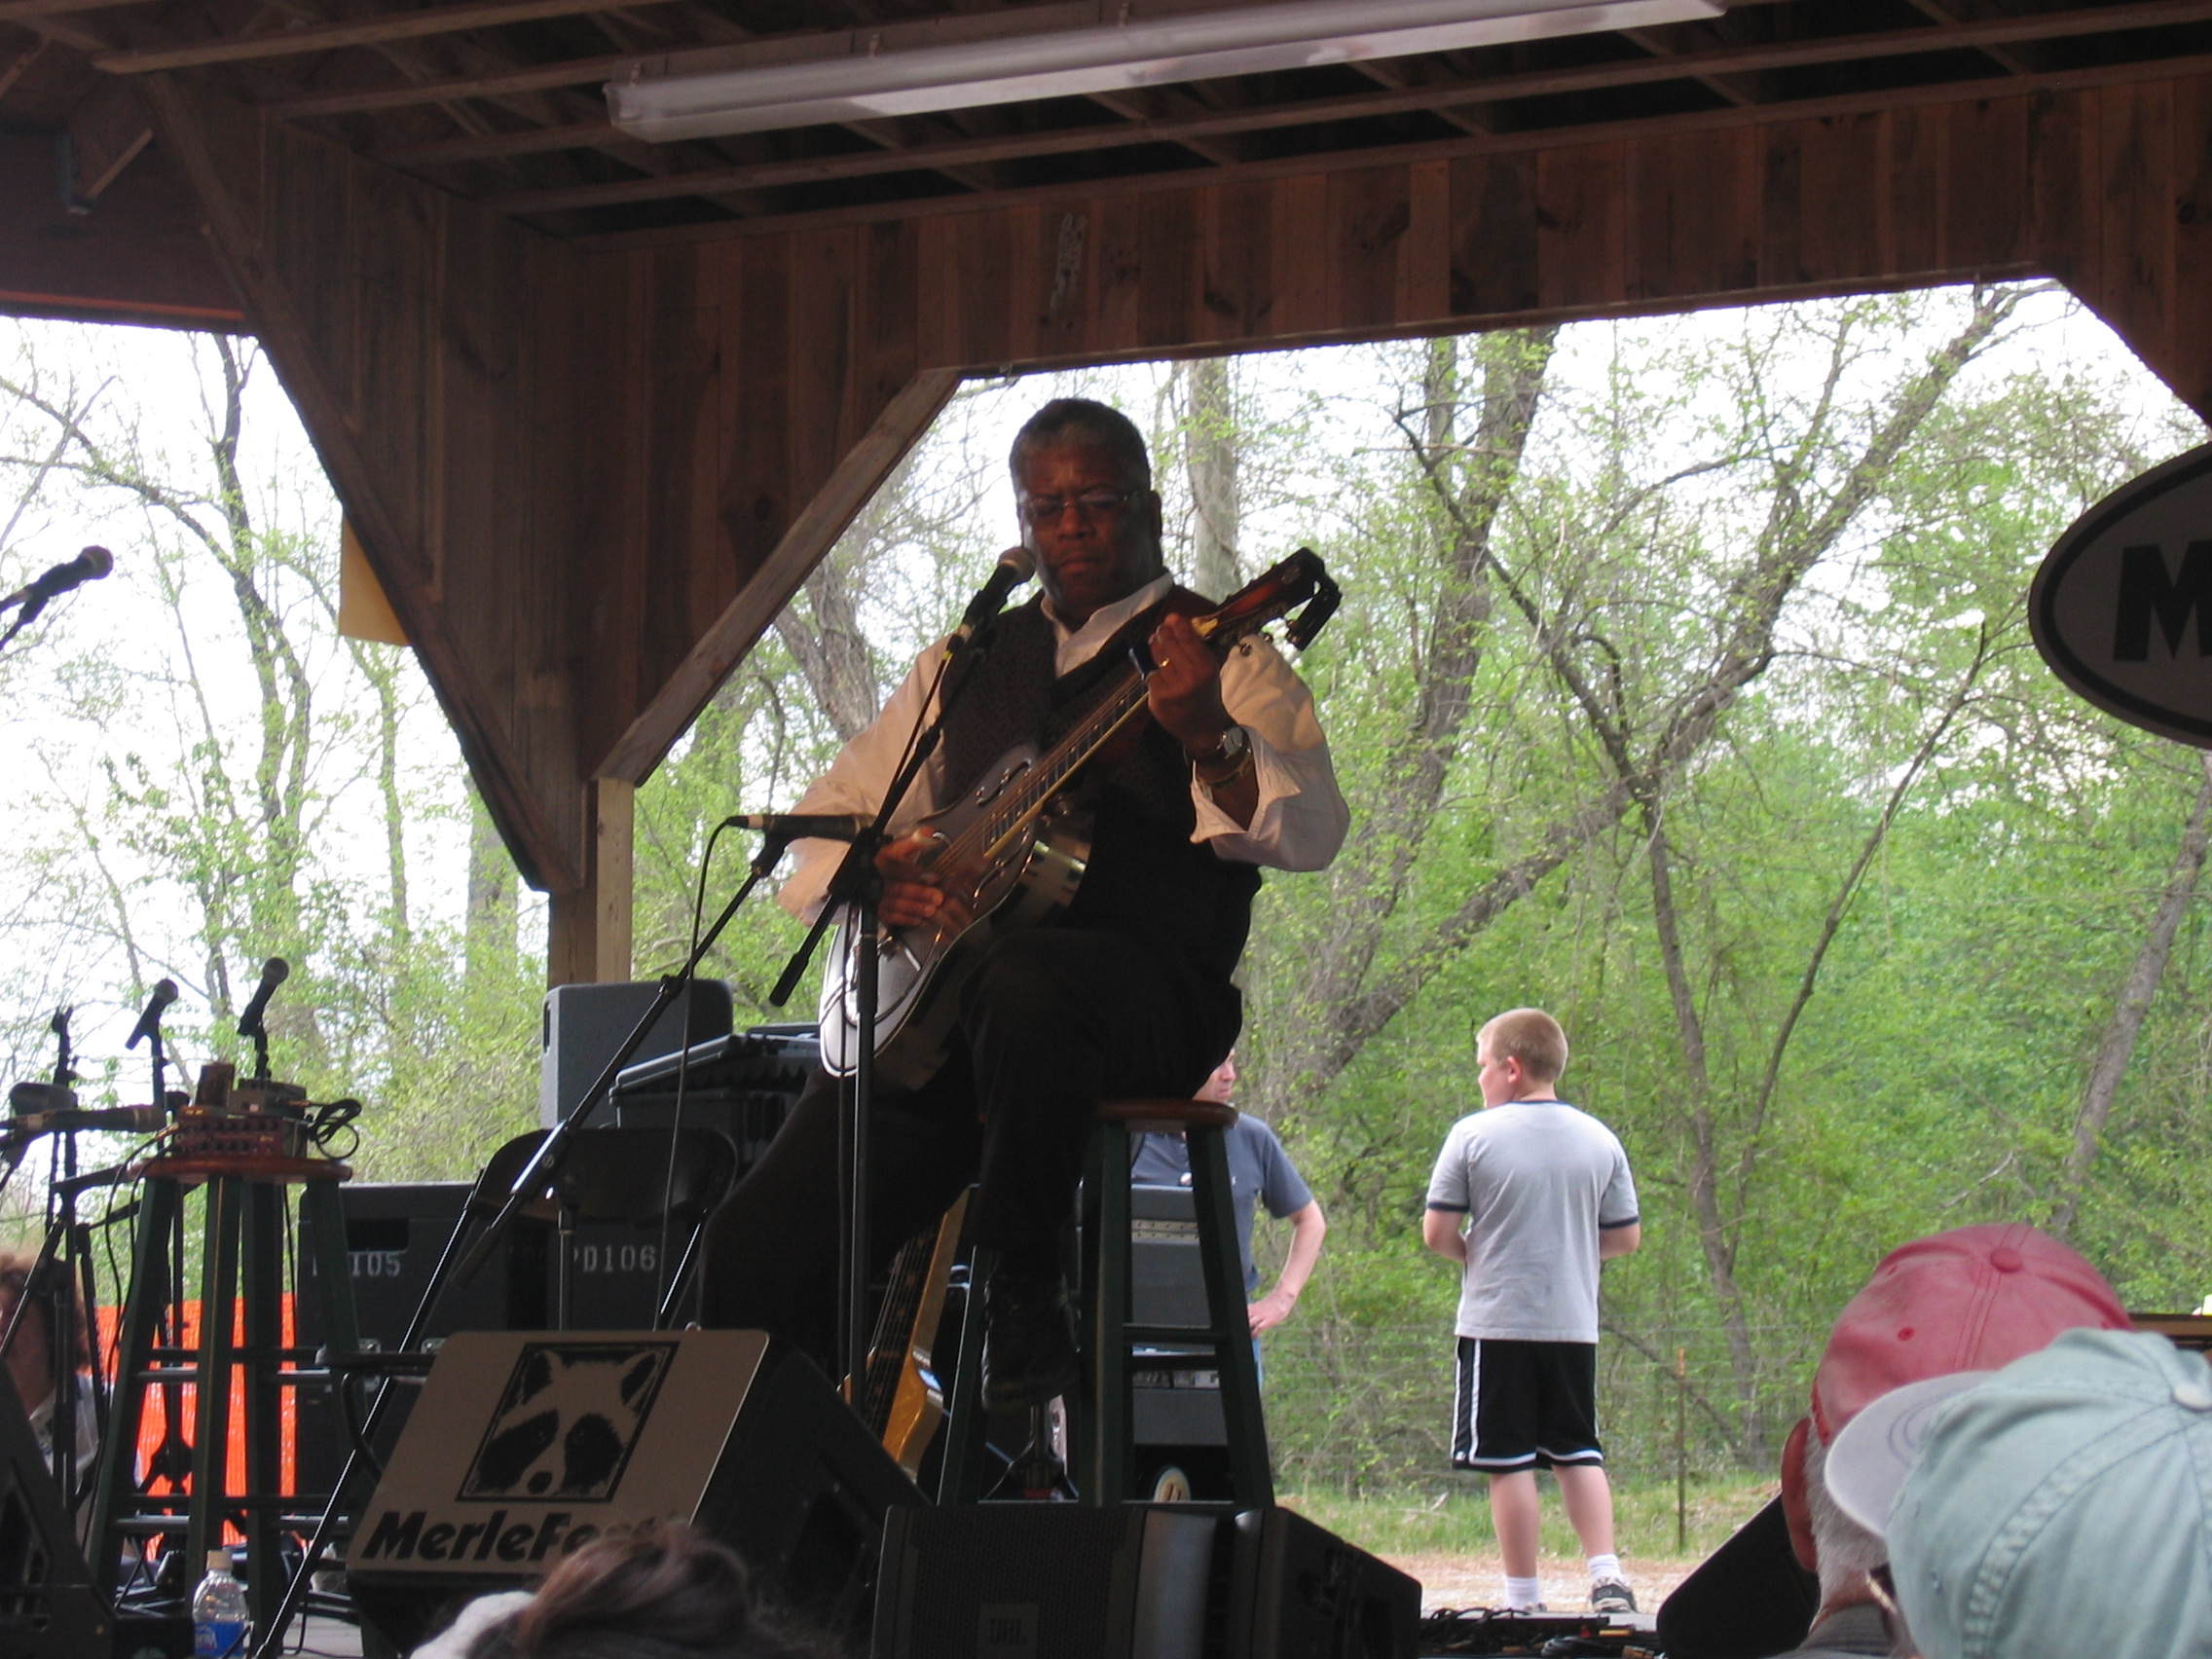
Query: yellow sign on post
339 519 408 646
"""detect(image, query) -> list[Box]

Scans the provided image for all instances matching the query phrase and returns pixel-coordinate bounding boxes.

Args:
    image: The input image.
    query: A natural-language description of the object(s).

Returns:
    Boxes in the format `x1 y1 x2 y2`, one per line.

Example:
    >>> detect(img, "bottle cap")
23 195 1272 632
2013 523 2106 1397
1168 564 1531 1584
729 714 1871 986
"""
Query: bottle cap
207 1548 231 1573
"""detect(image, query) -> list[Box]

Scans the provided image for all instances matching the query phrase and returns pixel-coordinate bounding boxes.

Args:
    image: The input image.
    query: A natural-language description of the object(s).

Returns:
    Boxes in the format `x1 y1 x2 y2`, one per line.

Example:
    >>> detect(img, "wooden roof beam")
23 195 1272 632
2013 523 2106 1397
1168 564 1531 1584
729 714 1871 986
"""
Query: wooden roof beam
1350 56 1493 137
459 4 2212 218
256 0 2212 128
1902 0 2033 74
89 0 671 71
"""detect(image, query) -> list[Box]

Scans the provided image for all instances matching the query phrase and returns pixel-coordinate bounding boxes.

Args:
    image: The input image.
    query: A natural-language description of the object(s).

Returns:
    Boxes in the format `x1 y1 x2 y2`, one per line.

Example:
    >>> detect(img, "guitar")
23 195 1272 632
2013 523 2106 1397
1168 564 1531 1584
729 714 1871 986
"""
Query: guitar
850 1195 968 1478
819 548 1339 1088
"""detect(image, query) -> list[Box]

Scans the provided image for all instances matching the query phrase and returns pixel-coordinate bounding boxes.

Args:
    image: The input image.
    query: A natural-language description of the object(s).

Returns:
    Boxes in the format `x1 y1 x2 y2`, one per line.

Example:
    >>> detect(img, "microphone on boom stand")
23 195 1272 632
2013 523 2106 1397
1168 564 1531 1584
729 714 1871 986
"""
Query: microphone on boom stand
943 546 1037 657
238 955 289 1079
126 979 178 1051
721 813 870 842
0 545 112 651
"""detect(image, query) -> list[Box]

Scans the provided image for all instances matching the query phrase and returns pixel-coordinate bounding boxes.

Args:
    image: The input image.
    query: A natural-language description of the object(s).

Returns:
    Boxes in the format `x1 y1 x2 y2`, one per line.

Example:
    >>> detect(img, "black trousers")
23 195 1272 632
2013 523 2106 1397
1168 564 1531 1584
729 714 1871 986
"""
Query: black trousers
698 927 1236 1370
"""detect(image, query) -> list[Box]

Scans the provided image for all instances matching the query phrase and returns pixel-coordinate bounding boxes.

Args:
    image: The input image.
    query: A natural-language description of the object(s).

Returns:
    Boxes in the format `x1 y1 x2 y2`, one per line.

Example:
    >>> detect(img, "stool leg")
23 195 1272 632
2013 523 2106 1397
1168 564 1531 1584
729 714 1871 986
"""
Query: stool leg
1076 1125 1130 1506
188 1176 244 1574
937 1242 994 1505
241 1184 282 1632
1188 1125 1272 1507
91 1176 180 1599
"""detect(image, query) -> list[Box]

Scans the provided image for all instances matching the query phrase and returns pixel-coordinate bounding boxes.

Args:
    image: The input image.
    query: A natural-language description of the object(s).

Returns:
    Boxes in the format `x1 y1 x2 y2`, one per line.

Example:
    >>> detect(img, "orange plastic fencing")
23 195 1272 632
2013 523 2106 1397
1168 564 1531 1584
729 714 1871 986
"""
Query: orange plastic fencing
94 1297 303 1543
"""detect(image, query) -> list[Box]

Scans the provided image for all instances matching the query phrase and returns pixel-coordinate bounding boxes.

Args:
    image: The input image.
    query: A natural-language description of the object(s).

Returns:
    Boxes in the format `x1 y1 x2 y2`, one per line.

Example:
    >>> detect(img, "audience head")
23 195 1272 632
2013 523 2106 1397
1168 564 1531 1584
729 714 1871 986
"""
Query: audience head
1825 1327 2212 1659
0 1250 90 1412
1195 1052 1237 1105
455 1522 843 1659
1777 1224 2130 1611
1474 1009 1567 1099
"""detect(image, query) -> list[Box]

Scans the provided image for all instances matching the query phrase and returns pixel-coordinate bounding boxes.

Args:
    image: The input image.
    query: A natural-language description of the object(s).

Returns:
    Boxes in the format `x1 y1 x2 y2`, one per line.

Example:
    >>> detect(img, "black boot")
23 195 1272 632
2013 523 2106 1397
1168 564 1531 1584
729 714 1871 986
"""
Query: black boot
980 1265 1078 1412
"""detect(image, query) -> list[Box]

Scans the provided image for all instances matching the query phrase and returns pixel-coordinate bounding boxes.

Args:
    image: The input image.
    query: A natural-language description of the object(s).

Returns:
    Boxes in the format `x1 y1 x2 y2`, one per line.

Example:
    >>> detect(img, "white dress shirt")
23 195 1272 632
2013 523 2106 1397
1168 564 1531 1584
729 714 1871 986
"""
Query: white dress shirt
777 572 1349 921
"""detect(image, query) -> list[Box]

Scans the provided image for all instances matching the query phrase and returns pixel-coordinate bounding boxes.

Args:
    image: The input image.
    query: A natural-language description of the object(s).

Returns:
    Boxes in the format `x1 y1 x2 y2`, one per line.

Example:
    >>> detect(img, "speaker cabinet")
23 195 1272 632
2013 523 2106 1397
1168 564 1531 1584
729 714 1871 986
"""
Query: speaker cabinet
348 1332 919 1653
1224 1507 1419 1659
871 1504 1222 1659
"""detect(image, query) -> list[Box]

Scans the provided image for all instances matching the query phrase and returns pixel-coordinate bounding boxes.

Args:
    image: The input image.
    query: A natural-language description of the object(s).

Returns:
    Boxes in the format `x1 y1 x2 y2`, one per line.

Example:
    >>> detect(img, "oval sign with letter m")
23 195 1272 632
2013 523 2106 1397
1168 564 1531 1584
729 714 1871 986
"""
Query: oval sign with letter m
2034 442 2212 748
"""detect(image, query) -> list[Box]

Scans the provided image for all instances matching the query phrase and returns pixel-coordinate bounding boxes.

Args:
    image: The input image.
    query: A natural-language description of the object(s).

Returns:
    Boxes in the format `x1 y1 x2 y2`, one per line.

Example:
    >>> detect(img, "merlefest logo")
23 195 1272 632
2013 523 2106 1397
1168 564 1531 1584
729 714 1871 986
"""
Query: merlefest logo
2033 441 2212 749
358 1341 680 1570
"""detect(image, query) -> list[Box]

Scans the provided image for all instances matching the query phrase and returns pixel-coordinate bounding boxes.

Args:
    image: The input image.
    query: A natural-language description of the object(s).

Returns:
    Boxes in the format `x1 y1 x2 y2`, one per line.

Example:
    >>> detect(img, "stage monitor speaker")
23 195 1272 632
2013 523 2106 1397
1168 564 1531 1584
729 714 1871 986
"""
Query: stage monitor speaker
1223 1506 1419 1659
0 1368 109 1659
871 1504 1222 1659
540 981 733 1127
347 1331 919 1654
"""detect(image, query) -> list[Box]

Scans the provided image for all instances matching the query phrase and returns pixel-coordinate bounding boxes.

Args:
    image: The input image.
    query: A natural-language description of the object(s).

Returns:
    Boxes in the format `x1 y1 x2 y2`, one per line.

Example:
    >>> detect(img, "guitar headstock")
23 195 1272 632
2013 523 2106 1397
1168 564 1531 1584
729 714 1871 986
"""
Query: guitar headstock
1196 548 1340 653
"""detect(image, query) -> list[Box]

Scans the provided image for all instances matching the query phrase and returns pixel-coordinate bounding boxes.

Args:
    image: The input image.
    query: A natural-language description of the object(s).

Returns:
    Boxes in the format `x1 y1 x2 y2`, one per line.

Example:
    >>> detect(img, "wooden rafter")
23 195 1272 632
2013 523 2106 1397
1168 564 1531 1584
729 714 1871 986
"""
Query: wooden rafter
91 0 676 72
444 4 2212 219
256 0 2212 148
582 43 2212 248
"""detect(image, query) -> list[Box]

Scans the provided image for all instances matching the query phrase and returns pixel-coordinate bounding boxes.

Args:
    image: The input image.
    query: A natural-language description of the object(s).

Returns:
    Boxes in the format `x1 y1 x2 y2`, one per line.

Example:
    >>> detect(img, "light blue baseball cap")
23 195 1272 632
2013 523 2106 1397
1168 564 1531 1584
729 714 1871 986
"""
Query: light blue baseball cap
1860 1328 2212 1659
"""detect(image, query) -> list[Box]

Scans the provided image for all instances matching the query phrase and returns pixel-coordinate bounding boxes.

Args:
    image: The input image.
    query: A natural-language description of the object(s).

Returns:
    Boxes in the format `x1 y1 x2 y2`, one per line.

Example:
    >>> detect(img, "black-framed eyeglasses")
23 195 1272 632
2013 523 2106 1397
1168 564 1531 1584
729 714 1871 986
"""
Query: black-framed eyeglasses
1016 487 1142 526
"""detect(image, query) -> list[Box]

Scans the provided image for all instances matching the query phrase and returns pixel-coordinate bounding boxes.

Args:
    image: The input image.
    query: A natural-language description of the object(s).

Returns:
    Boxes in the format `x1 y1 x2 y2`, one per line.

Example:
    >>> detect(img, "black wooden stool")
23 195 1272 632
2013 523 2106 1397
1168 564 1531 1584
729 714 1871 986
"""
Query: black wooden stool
937 1097 1272 1507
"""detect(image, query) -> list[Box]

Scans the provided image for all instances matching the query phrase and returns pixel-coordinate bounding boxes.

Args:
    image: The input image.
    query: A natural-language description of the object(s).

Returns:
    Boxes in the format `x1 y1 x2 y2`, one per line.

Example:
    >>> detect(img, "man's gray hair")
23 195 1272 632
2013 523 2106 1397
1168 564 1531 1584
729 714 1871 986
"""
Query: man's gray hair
1801 1431 1888 1605
1009 397 1152 490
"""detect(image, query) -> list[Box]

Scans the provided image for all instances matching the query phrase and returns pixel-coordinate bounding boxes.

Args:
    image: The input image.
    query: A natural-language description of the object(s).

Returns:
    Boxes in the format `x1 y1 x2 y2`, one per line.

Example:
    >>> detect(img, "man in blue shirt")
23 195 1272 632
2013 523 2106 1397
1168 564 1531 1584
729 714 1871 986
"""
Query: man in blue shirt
1128 1053 1326 1335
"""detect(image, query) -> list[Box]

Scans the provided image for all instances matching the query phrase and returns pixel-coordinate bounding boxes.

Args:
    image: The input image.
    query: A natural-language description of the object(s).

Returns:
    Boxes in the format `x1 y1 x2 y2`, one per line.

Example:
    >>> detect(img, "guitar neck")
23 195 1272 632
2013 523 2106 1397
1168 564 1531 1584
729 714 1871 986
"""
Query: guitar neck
969 668 1153 864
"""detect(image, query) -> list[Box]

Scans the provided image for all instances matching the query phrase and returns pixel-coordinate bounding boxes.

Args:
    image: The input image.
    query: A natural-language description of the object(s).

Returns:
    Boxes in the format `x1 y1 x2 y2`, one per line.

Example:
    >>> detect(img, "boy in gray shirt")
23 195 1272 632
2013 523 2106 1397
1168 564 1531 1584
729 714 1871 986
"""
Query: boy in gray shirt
1423 1008 1641 1615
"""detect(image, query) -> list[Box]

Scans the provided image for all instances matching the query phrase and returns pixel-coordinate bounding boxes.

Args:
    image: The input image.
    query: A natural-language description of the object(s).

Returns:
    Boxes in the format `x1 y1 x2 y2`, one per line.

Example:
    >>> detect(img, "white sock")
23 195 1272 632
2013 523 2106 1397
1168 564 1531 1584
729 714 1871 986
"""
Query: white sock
1504 1574 1542 1609
1587 1554 1622 1583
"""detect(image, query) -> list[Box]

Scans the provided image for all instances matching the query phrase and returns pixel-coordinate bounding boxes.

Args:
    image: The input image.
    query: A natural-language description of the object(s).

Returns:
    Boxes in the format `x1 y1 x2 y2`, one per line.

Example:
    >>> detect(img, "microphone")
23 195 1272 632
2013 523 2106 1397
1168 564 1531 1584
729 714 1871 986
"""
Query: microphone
1 545 112 624
126 978 178 1050
237 956 290 1037
945 547 1037 652
722 813 870 842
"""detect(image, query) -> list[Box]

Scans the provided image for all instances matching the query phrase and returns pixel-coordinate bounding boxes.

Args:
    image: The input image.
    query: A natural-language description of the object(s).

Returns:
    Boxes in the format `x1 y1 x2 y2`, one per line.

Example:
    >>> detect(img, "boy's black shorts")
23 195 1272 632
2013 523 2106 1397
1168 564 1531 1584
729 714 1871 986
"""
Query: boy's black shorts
1450 1337 1604 1471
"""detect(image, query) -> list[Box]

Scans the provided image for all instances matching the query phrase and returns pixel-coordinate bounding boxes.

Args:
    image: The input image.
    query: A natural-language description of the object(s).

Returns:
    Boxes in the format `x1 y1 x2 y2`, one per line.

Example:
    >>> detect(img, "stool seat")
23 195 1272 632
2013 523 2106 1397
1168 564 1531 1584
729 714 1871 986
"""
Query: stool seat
1095 1097 1237 1132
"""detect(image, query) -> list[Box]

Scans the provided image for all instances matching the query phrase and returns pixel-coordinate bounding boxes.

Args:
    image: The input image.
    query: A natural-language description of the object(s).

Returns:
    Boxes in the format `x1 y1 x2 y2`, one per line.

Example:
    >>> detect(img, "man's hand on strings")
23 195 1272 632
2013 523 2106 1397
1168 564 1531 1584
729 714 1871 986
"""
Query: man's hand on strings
1145 612 1232 755
875 831 966 930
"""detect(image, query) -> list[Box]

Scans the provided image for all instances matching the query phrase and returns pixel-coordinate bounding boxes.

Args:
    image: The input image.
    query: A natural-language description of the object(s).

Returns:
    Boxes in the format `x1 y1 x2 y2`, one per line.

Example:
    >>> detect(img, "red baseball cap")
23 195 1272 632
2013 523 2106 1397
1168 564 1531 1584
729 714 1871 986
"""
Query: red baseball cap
1810 1223 2131 1445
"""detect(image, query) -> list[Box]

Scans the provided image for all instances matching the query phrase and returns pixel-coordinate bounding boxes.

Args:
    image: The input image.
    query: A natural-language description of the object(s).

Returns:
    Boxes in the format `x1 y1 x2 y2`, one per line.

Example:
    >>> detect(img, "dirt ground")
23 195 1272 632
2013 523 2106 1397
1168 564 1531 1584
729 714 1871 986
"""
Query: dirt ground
1383 1552 1702 1614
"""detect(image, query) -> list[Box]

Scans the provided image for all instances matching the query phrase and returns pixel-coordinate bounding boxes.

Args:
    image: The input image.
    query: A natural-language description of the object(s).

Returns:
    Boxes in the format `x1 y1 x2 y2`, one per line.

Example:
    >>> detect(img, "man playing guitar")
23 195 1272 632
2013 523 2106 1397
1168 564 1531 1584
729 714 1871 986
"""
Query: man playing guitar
699 397 1347 1412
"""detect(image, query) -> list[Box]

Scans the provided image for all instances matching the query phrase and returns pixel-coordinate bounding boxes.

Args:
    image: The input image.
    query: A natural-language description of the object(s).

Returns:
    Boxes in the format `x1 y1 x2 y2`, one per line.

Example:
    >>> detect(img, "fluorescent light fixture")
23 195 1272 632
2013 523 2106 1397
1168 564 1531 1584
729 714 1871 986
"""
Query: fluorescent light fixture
607 0 1725 145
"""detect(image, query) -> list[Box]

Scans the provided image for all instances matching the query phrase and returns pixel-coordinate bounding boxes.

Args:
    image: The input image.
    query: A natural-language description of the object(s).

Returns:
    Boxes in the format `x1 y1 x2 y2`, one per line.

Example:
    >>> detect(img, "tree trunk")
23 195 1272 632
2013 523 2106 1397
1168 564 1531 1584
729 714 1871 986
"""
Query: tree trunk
2050 751 2212 1239
1186 355 1241 598
467 786 518 987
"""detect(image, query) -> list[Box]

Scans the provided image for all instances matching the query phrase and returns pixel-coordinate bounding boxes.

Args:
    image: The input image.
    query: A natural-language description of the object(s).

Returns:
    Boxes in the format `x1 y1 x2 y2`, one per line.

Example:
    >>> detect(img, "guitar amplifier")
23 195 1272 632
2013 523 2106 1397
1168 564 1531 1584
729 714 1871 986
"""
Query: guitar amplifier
294 1183 695 1498
348 1333 920 1653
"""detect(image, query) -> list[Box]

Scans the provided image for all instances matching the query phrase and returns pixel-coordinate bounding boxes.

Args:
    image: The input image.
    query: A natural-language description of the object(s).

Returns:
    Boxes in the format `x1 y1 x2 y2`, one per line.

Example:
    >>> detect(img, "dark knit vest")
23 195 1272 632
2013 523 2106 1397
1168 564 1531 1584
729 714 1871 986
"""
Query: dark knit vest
938 593 1261 985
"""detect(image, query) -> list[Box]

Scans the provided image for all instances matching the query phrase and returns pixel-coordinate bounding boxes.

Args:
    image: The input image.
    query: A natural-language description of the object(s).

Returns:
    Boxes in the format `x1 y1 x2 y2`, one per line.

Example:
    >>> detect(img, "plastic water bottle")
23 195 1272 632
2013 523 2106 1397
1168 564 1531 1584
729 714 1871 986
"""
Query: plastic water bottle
191 1548 248 1658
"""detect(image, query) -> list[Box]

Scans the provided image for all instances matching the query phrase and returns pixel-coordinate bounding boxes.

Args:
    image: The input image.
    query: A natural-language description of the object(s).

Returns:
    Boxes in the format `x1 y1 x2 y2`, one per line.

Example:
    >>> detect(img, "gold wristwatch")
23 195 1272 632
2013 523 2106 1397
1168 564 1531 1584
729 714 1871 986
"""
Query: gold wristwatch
1190 723 1254 785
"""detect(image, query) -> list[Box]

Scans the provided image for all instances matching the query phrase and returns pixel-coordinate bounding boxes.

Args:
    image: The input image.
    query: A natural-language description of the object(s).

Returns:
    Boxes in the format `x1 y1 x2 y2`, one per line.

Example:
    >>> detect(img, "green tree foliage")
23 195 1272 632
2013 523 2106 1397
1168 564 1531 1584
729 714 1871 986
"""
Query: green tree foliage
0 325 543 1187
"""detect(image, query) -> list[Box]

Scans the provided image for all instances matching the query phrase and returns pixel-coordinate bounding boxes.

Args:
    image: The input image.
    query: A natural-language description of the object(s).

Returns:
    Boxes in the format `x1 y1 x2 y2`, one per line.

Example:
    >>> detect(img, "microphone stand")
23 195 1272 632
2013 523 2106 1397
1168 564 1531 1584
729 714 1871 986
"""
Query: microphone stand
766 626 1001 1391
251 830 793 1659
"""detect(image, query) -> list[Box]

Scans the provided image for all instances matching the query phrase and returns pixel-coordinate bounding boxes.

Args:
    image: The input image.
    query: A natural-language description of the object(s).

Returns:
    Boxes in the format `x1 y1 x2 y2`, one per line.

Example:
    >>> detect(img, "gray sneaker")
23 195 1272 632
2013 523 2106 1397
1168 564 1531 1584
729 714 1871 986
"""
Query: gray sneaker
1590 1580 1637 1614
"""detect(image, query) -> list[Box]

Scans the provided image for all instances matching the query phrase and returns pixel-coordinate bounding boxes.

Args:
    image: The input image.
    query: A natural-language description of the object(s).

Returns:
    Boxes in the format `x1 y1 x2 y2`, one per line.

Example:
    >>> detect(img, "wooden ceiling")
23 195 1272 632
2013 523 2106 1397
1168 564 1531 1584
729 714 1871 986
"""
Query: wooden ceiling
7 0 2212 242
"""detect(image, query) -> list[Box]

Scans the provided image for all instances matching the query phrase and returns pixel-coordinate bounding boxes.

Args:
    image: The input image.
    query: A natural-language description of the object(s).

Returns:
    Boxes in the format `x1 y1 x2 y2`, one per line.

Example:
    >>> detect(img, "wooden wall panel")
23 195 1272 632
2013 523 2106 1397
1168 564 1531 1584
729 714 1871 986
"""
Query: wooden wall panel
1138 189 1199 350
1626 129 1757 303
1448 151 1537 317
1886 104 1946 276
1328 166 1411 334
1948 98 2034 273
722 240 791 578
2028 90 2096 289
1763 115 1884 288
435 203 526 740
1201 183 1280 342
2174 78 2212 415
1536 143 1624 313
2096 82 2177 383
